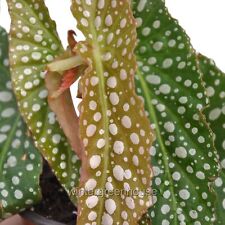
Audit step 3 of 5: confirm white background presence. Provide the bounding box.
[0,0,225,71]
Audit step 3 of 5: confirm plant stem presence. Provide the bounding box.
[47,55,83,72]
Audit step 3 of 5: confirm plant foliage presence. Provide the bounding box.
[0,27,42,220]
[70,0,154,224]
[198,55,225,225]
[6,0,81,199]
[3,0,224,224]
[133,0,220,224]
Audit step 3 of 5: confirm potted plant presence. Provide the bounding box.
[0,0,224,224]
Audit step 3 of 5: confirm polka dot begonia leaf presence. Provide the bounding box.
[6,0,81,201]
[0,27,42,220]
[70,0,154,224]
[133,0,220,224]
[197,54,225,225]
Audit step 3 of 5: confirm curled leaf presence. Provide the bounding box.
[45,66,84,159]
[49,69,78,99]
[45,33,86,159]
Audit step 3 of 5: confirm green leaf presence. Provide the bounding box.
[197,54,225,225]
[0,27,42,220]
[133,0,220,224]
[6,0,80,199]
[70,0,154,224]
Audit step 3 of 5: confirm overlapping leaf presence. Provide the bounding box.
[6,0,80,199]
[198,55,225,225]
[133,0,220,224]
[70,0,154,224]
[0,27,42,220]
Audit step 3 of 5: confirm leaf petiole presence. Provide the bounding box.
[47,55,83,73]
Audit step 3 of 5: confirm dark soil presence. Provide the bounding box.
[26,159,77,224]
